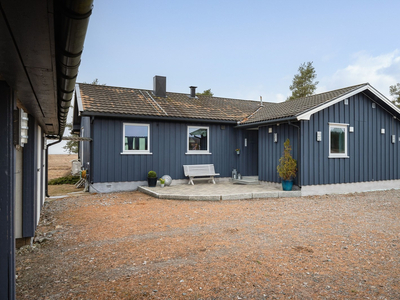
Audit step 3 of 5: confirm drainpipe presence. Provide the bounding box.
[45,137,62,197]
[288,121,301,188]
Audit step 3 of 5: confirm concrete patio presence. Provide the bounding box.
[138,181,301,201]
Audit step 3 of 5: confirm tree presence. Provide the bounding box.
[63,123,78,154]
[287,62,319,101]
[84,78,106,85]
[277,139,297,181]
[390,83,400,108]
[196,88,214,97]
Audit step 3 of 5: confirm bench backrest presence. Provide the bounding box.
[183,164,216,176]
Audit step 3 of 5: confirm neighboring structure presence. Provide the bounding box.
[74,77,400,195]
[0,1,93,299]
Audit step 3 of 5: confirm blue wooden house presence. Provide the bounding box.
[73,76,400,195]
[0,1,93,298]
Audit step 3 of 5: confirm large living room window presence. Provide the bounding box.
[329,123,348,158]
[186,126,210,154]
[123,123,151,154]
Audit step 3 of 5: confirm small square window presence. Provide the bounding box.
[329,123,348,158]
[123,123,150,154]
[187,126,209,154]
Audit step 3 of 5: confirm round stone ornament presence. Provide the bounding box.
[161,175,172,186]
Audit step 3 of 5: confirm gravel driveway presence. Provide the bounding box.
[16,189,400,299]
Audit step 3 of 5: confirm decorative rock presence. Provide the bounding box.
[161,175,172,186]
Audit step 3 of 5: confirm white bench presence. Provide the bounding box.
[183,164,220,185]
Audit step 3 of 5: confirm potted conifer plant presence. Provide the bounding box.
[277,139,297,191]
[159,178,165,188]
[147,170,157,187]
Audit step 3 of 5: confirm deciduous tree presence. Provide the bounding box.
[196,88,214,96]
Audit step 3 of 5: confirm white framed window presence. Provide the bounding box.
[122,123,151,154]
[186,126,210,154]
[329,123,348,158]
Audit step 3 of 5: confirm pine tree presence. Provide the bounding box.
[390,83,400,108]
[287,62,318,101]
[62,123,78,154]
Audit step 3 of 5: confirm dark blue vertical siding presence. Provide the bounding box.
[91,119,241,182]
[301,93,400,186]
[0,81,15,300]
[258,123,299,184]
[22,117,38,238]
[237,129,258,176]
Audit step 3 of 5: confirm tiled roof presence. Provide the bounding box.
[240,83,368,124]
[77,83,369,124]
[78,83,261,122]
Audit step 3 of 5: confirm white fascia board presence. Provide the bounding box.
[75,84,83,116]
[367,84,400,114]
[296,84,400,121]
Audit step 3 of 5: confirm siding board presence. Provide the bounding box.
[91,120,253,182]
[259,123,298,184]
[22,117,38,237]
[301,94,400,185]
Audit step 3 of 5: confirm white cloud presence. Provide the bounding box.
[319,50,400,98]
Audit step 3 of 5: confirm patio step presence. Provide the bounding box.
[231,176,259,185]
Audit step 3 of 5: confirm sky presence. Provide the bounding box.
[50,0,400,153]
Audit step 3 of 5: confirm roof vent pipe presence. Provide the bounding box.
[190,86,197,98]
[260,96,263,106]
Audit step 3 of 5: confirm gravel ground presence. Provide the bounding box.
[16,189,400,299]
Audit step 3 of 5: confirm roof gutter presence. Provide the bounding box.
[235,116,298,129]
[80,111,239,125]
[55,0,93,136]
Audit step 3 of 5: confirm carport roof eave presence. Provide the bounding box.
[0,0,93,136]
[0,0,59,134]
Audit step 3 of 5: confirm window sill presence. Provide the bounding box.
[185,152,212,155]
[328,155,349,159]
[120,152,153,155]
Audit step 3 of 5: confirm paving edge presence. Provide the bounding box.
[138,186,301,201]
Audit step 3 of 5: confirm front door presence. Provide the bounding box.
[239,129,258,176]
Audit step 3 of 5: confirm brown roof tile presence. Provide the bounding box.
[78,83,261,121]
[78,83,369,124]
[240,83,368,124]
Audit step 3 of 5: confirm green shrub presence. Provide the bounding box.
[148,171,157,178]
[48,175,80,185]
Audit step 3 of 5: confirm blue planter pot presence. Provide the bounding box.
[282,179,293,191]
